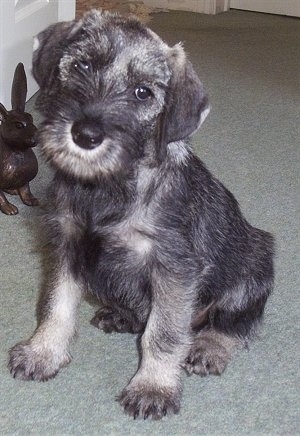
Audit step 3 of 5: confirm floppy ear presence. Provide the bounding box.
[161,44,210,145]
[32,20,81,90]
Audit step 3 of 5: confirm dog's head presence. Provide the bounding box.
[33,10,209,181]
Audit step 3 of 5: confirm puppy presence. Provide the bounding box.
[9,10,274,420]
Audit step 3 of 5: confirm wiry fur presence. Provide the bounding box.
[8,10,274,420]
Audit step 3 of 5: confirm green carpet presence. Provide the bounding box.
[1,9,299,435]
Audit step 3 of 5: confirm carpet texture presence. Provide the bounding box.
[1,9,299,435]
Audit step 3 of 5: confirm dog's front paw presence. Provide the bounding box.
[8,341,71,381]
[118,384,181,420]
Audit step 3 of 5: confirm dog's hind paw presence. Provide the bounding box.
[118,384,181,420]
[183,329,240,376]
[91,306,143,334]
[184,347,228,376]
[8,340,71,381]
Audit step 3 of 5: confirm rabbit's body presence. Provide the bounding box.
[0,144,38,189]
[0,64,38,215]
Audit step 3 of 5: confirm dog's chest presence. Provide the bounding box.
[106,167,159,257]
[56,171,160,303]
[86,202,154,310]
[110,206,153,257]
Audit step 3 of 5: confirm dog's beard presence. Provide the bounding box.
[39,119,143,181]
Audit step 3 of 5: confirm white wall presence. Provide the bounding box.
[0,0,75,109]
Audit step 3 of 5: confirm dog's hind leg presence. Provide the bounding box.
[8,266,82,381]
[183,300,240,376]
[184,277,272,376]
[185,227,274,376]
[184,328,242,376]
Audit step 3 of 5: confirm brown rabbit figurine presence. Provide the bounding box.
[0,63,38,215]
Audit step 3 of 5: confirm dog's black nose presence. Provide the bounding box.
[71,120,104,150]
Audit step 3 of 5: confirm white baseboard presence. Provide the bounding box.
[143,0,229,14]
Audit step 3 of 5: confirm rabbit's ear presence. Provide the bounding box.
[0,103,8,123]
[11,63,27,112]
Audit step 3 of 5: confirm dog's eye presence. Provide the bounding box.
[73,60,91,71]
[134,86,152,101]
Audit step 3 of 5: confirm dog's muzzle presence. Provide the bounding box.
[71,120,104,150]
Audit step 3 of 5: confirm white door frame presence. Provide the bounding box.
[0,0,76,109]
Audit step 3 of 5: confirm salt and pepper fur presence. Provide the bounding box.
[9,10,274,420]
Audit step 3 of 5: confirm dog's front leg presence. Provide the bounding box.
[119,272,193,420]
[9,266,82,381]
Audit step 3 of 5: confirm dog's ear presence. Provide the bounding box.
[32,19,82,90]
[161,44,210,144]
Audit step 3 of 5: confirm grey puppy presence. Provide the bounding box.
[9,10,274,420]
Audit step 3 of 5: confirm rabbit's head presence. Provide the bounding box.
[0,63,37,150]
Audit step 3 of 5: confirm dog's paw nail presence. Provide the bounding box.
[8,341,70,382]
[119,383,181,420]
